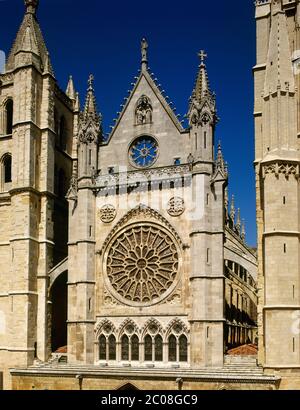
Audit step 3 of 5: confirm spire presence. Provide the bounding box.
[216,141,225,170]
[241,219,246,242]
[78,75,102,145]
[195,50,211,102]
[212,141,228,181]
[83,75,98,119]
[230,195,235,222]
[224,186,229,217]
[236,208,241,232]
[66,76,76,101]
[6,0,54,74]
[188,50,216,127]
[25,0,39,15]
[141,38,148,71]
[75,92,80,113]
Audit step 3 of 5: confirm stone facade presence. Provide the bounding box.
[254,0,300,388]
[0,1,262,390]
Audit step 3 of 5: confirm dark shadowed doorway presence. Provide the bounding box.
[50,270,68,352]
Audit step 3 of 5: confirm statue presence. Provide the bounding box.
[135,95,152,125]
[141,38,148,62]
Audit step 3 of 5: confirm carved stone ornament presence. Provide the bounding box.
[167,197,185,217]
[135,95,153,125]
[99,204,117,223]
[263,161,299,179]
[105,223,179,305]
[78,119,100,144]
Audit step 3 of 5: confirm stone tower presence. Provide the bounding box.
[0,0,74,388]
[254,0,300,386]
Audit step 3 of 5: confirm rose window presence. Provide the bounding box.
[105,224,179,304]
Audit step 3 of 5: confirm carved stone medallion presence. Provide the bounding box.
[167,197,185,217]
[99,204,116,223]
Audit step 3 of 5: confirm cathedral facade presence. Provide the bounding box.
[0,0,268,390]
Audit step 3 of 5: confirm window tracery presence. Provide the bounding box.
[106,224,179,304]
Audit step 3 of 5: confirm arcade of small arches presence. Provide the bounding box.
[224,259,257,350]
[96,319,189,365]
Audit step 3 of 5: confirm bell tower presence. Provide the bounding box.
[0,0,74,387]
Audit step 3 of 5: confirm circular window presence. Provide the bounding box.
[104,223,179,306]
[129,136,158,168]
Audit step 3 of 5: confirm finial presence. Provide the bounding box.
[236,208,241,232]
[88,74,94,91]
[66,75,76,101]
[198,50,207,65]
[224,186,229,217]
[141,38,148,70]
[230,195,235,221]
[75,92,80,112]
[25,0,39,15]
[241,219,246,242]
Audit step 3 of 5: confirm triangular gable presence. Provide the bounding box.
[104,69,184,144]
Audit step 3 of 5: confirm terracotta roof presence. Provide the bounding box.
[227,344,258,356]
[55,346,67,354]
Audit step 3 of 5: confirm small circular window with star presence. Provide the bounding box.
[129,136,158,168]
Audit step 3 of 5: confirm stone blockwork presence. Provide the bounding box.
[254,0,300,388]
[10,366,279,390]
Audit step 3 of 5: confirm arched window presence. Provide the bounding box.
[5,100,13,135]
[121,335,129,361]
[144,335,152,361]
[179,335,188,362]
[3,154,12,184]
[99,335,106,361]
[108,335,116,360]
[168,335,177,362]
[131,335,139,361]
[155,335,163,362]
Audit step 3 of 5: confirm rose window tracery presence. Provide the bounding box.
[105,224,179,304]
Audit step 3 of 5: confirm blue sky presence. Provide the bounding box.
[0,0,257,245]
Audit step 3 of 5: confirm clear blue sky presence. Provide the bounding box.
[0,0,257,245]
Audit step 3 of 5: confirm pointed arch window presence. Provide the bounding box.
[1,153,12,192]
[108,335,116,360]
[131,335,139,361]
[99,335,106,361]
[168,335,177,362]
[121,335,129,361]
[154,335,163,362]
[3,154,12,184]
[179,335,188,362]
[144,335,153,361]
[5,99,13,135]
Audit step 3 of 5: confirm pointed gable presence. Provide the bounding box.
[99,67,187,170]
[108,69,184,142]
